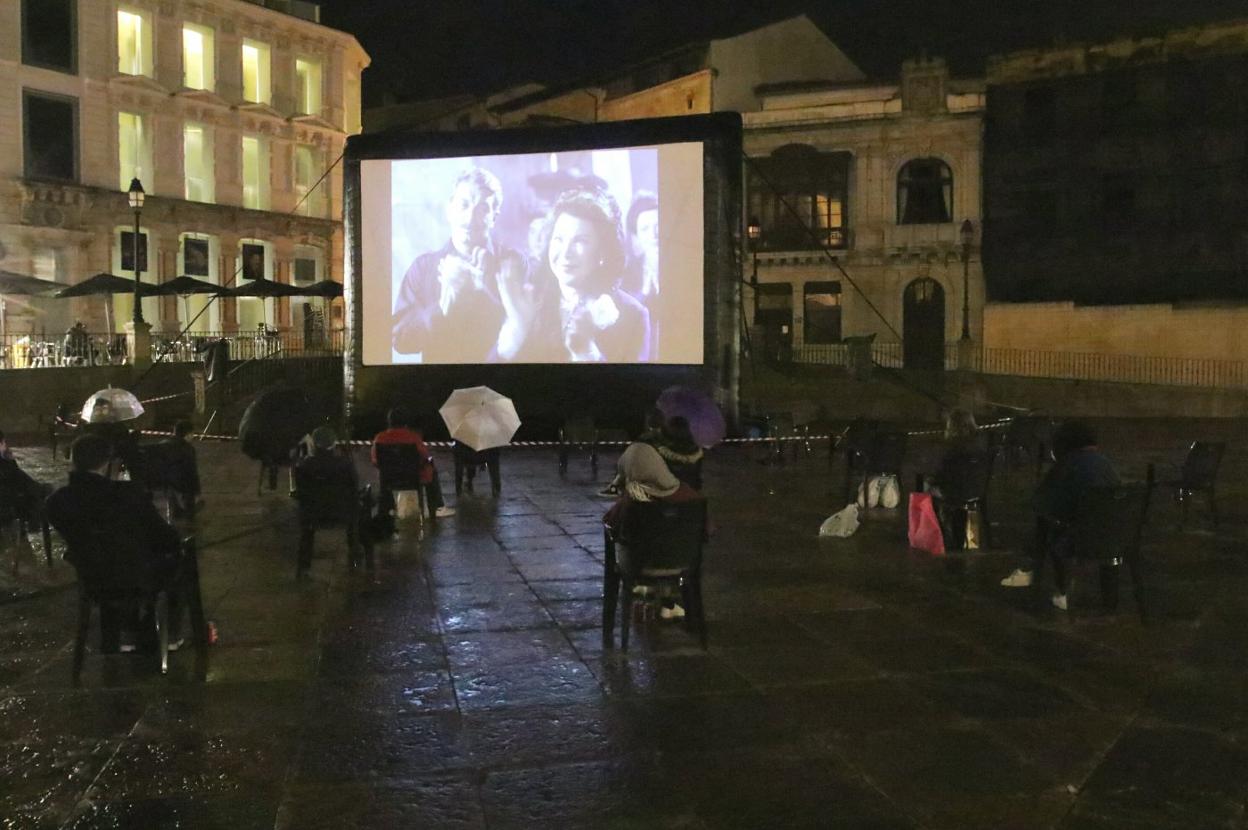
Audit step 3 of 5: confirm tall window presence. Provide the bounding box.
[293,145,322,216]
[117,112,152,192]
[182,23,215,91]
[897,158,953,225]
[23,91,78,181]
[747,144,850,251]
[23,0,76,74]
[180,233,219,332]
[295,58,322,115]
[241,135,269,210]
[183,123,214,203]
[116,7,152,77]
[241,40,271,104]
[803,282,842,344]
[237,240,271,330]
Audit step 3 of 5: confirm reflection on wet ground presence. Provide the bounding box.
[1,418,1246,828]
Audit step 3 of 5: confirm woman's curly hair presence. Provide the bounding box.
[540,185,627,293]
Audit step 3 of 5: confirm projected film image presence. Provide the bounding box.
[360,143,704,365]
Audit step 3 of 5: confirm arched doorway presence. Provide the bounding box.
[903,278,945,370]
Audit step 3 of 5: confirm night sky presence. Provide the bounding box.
[320,0,1248,107]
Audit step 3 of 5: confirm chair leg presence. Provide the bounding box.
[1178,491,1189,531]
[183,542,209,680]
[155,593,170,675]
[602,531,618,648]
[73,594,91,687]
[620,576,634,651]
[41,519,53,569]
[1098,563,1121,613]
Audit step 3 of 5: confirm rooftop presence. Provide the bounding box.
[240,0,320,23]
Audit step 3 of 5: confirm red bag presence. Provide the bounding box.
[908,492,945,556]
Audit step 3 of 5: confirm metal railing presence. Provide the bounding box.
[0,333,128,369]
[149,329,344,363]
[790,340,1248,390]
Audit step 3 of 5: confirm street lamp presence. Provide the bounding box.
[127,178,145,325]
[959,218,974,341]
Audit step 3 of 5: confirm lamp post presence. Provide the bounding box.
[127,178,145,325]
[959,219,974,341]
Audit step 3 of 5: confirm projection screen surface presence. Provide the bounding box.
[360,143,704,366]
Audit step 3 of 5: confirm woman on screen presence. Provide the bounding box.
[496,186,650,363]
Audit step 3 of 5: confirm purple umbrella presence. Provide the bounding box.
[656,386,726,449]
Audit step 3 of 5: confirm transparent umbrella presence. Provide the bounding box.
[81,387,145,424]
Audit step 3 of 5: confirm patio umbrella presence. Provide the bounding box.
[439,386,521,451]
[55,273,160,337]
[293,279,343,299]
[229,279,302,329]
[656,385,727,449]
[80,387,145,424]
[0,271,59,339]
[155,275,226,334]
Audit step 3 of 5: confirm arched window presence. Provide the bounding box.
[897,158,953,225]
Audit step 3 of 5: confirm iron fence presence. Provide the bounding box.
[791,342,960,371]
[0,329,345,369]
[0,332,128,369]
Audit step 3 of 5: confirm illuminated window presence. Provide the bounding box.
[293,145,323,216]
[295,58,322,115]
[118,112,152,192]
[183,123,214,203]
[747,144,849,251]
[897,158,953,225]
[182,23,215,91]
[116,8,152,77]
[241,40,271,104]
[241,135,269,210]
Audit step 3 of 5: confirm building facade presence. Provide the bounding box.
[983,19,1248,306]
[743,58,985,368]
[0,0,368,340]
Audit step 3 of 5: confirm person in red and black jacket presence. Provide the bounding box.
[370,408,455,521]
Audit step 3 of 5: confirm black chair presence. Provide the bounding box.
[1164,441,1225,530]
[293,463,375,577]
[558,417,599,473]
[840,419,881,499]
[72,536,208,685]
[0,474,53,573]
[847,431,907,508]
[375,443,432,536]
[1056,471,1155,621]
[603,499,708,650]
[454,442,500,496]
[931,448,997,551]
[995,416,1054,480]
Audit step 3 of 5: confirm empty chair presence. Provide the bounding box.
[375,443,432,537]
[1057,474,1154,621]
[1165,441,1226,530]
[558,416,599,473]
[603,499,707,650]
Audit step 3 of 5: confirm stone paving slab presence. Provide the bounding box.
[0,418,1245,828]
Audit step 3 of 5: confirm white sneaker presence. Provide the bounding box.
[434,507,456,518]
[1051,593,1068,611]
[659,604,686,620]
[1000,569,1034,588]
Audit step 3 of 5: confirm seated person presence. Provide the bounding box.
[295,427,363,574]
[152,421,202,518]
[604,441,706,620]
[596,407,668,498]
[46,434,185,653]
[0,430,53,528]
[370,408,455,521]
[452,440,501,497]
[1000,420,1121,610]
[655,416,704,491]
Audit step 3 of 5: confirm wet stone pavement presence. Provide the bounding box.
[1,418,1247,829]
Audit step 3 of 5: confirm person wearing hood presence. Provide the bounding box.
[655,416,704,490]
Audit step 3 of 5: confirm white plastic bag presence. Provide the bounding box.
[856,476,883,508]
[819,503,861,538]
[395,490,422,520]
[879,475,901,509]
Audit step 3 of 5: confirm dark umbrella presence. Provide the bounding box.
[228,279,302,298]
[55,273,160,339]
[656,386,727,449]
[156,275,226,333]
[239,385,324,492]
[293,279,343,299]
[0,271,59,339]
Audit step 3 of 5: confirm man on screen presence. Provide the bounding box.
[391,168,527,362]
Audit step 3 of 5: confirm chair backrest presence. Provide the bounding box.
[1069,484,1151,563]
[375,443,427,491]
[939,448,996,505]
[616,499,706,574]
[844,419,881,463]
[561,416,597,444]
[294,458,358,524]
[867,432,907,475]
[1181,441,1225,489]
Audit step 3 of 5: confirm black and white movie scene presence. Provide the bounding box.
[363,144,705,366]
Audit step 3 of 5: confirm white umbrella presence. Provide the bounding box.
[438,386,521,451]
[81,387,145,424]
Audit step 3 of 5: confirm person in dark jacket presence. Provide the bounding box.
[46,434,183,653]
[1000,420,1121,610]
[293,427,361,576]
[655,416,704,491]
[0,430,52,527]
[152,421,202,518]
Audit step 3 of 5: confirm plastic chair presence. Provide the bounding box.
[375,443,431,537]
[293,461,374,577]
[996,416,1054,480]
[603,499,707,650]
[558,417,599,473]
[72,536,208,685]
[1164,441,1225,530]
